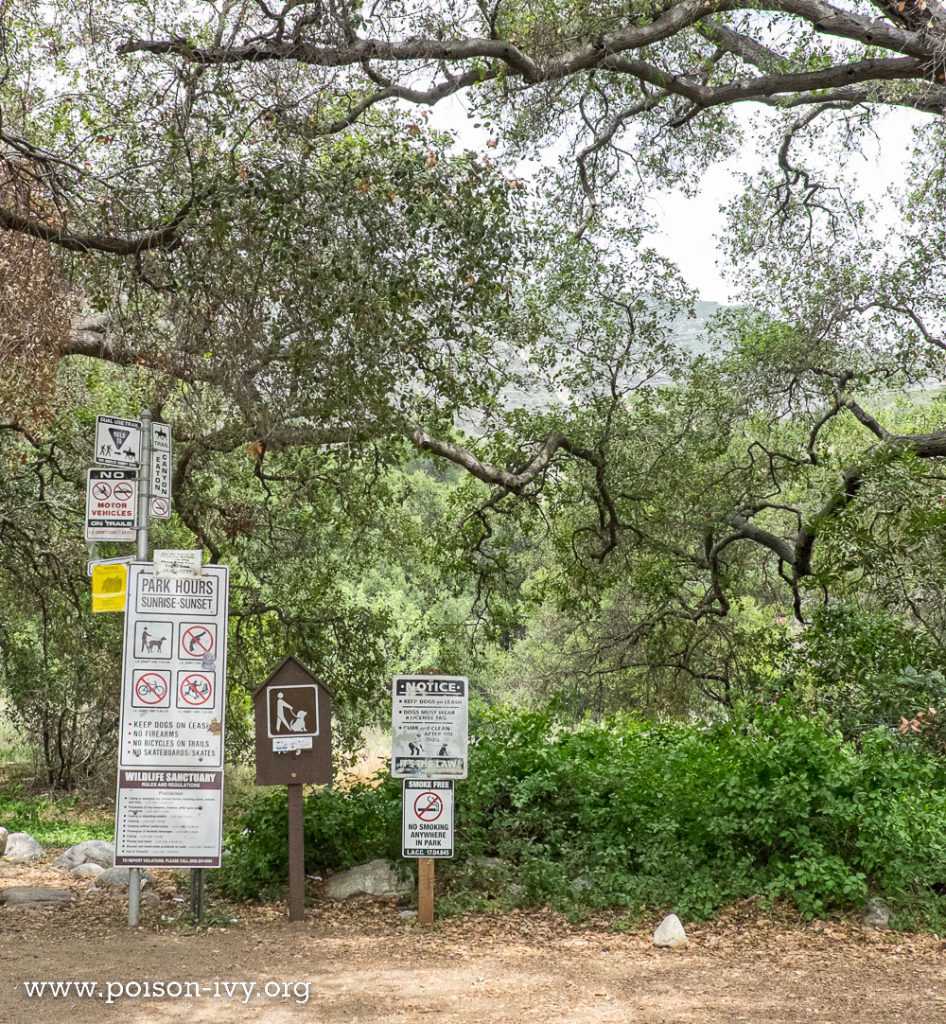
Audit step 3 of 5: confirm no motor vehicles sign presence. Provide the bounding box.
[85,468,137,541]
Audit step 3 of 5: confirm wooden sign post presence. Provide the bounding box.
[418,858,435,925]
[253,656,333,923]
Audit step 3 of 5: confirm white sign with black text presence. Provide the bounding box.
[85,468,138,541]
[94,414,142,467]
[118,562,229,771]
[392,675,468,779]
[402,780,454,858]
[114,562,229,869]
[115,769,223,868]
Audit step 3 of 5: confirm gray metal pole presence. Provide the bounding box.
[128,410,152,927]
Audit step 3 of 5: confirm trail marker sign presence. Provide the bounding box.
[94,414,141,467]
[402,780,454,858]
[150,423,172,519]
[85,468,137,541]
[253,655,334,923]
[253,656,333,786]
[392,675,468,779]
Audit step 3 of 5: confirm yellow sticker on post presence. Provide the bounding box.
[91,563,128,613]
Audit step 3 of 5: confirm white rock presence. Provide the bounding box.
[323,860,413,900]
[54,840,114,871]
[0,827,8,857]
[3,832,45,863]
[652,913,688,948]
[70,863,105,879]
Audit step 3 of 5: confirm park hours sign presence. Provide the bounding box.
[114,561,229,869]
[392,675,468,779]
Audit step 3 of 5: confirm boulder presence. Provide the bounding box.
[469,856,506,872]
[92,866,148,890]
[3,832,45,863]
[70,863,105,879]
[0,827,8,857]
[652,913,688,948]
[570,876,594,892]
[0,886,72,908]
[54,840,114,872]
[324,859,413,900]
[864,897,891,931]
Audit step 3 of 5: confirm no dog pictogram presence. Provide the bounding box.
[413,791,444,822]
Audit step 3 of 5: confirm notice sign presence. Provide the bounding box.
[118,563,229,770]
[94,414,141,467]
[392,675,468,779]
[114,769,223,868]
[85,468,137,541]
[402,780,454,858]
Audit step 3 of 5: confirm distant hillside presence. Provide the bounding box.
[493,300,729,416]
[669,300,725,355]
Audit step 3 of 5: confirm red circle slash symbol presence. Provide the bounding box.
[179,673,212,706]
[181,625,214,658]
[114,482,133,501]
[135,673,168,705]
[413,792,444,822]
[152,498,169,516]
[92,482,111,501]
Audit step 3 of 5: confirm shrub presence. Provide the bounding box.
[218,773,400,901]
[217,705,946,928]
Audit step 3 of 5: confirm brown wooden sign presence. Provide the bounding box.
[254,656,332,787]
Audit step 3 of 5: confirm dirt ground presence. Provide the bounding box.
[2,859,946,1024]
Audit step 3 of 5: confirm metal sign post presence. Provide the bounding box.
[128,410,151,928]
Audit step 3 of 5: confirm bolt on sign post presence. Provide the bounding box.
[392,673,468,924]
[253,656,333,922]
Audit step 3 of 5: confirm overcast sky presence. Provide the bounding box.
[434,100,924,305]
[641,109,922,303]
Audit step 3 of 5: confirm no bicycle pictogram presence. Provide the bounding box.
[133,671,169,707]
[413,791,444,822]
[180,624,215,660]
[178,672,214,707]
